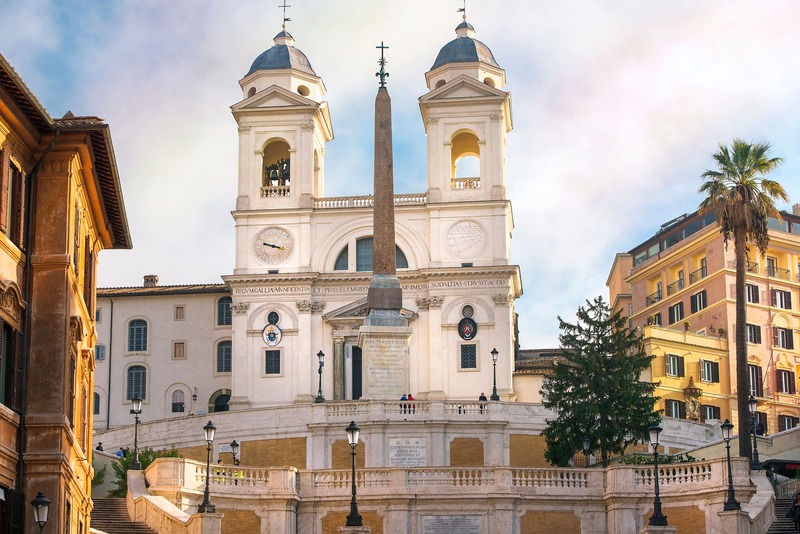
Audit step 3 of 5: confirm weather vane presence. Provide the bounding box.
[279,1,291,30]
[375,42,389,87]
[457,0,467,22]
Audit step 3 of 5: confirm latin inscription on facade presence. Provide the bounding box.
[420,515,482,534]
[232,280,508,296]
[388,438,427,467]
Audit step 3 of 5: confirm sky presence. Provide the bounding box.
[2,1,799,349]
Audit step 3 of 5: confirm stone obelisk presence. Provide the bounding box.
[358,43,412,400]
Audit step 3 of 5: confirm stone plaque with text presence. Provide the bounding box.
[388,438,427,467]
[358,325,411,399]
[420,515,482,534]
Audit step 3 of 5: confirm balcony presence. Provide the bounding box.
[314,194,427,209]
[689,266,707,284]
[729,260,759,274]
[645,290,662,306]
[666,279,684,296]
[767,265,791,280]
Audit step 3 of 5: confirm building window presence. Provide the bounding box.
[171,390,185,413]
[701,405,720,421]
[334,246,348,270]
[668,302,683,324]
[772,289,792,310]
[748,364,763,397]
[460,344,477,369]
[355,237,408,271]
[773,327,794,349]
[174,305,185,321]
[93,392,100,415]
[700,360,719,383]
[95,344,106,361]
[665,354,685,378]
[217,296,232,326]
[265,350,281,374]
[217,341,232,373]
[127,319,148,352]
[690,290,707,313]
[127,365,147,400]
[650,312,662,326]
[95,308,102,323]
[766,256,778,277]
[754,412,767,434]
[173,341,186,360]
[778,415,799,431]
[746,284,760,304]
[746,324,762,344]
[776,370,796,394]
[665,399,686,419]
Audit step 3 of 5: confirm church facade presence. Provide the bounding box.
[95,19,522,426]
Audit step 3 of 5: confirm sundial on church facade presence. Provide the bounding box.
[447,221,486,258]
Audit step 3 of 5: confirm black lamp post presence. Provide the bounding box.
[130,396,143,470]
[490,348,500,401]
[198,420,217,513]
[345,421,363,527]
[230,439,239,462]
[315,350,325,403]
[647,423,668,526]
[30,492,50,534]
[582,434,591,467]
[747,395,761,470]
[721,419,741,510]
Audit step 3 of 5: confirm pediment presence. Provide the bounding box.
[420,75,507,103]
[322,297,417,322]
[232,85,317,111]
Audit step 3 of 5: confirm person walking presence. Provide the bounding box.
[787,492,800,533]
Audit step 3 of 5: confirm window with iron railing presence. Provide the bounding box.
[689,265,707,284]
[645,290,662,306]
[666,279,684,296]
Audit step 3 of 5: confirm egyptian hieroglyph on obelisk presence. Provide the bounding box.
[358,43,413,400]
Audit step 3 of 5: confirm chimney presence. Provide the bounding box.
[143,275,159,287]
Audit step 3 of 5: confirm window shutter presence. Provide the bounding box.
[700,362,706,382]
[677,355,685,378]
[699,405,706,422]
[756,366,763,397]
[0,150,9,233]
[9,488,25,534]
[678,302,684,320]
[771,289,777,307]
[664,356,669,376]
[668,306,675,324]
[788,292,793,310]
[790,372,796,394]
[788,330,795,350]
[773,328,779,347]
[691,294,697,314]
[712,361,720,383]
[678,401,687,419]
[11,169,26,247]
[12,330,24,412]
[754,326,761,344]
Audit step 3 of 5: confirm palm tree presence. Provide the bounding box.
[698,139,787,459]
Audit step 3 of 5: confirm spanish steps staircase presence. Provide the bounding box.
[91,498,157,534]
[769,497,798,534]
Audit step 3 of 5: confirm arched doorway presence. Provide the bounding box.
[210,389,231,413]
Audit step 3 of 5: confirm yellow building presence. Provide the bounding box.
[0,52,130,533]
[608,207,800,435]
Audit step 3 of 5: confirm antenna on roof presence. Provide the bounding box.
[375,42,389,87]
[457,0,467,22]
[279,1,292,30]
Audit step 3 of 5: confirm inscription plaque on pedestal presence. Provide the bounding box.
[388,438,427,467]
[421,515,482,534]
[358,325,411,400]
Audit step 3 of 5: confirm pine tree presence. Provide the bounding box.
[541,296,659,467]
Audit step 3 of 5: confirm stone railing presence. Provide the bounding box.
[451,177,480,190]
[260,185,290,198]
[314,194,427,209]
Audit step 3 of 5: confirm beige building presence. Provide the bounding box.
[608,207,800,434]
[0,52,130,533]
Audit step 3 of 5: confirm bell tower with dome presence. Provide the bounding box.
[230,26,333,277]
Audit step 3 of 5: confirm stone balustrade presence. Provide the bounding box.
[313,194,427,209]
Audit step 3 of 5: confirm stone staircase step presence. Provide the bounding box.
[91,498,158,534]
[768,498,798,534]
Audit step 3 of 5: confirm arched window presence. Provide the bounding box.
[127,365,146,400]
[128,319,148,352]
[217,341,232,373]
[171,390,185,413]
[334,246,348,270]
[217,296,232,326]
[354,238,408,272]
[93,392,100,415]
[451,131,481,188]
[211,390,230,413]
[262,140,291,192]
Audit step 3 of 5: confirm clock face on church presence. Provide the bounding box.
[253,227,294,264]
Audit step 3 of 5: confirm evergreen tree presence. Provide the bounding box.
[541,296,659,467]
[109,446,181,497]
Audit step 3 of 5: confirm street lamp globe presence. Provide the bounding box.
[30,492,51,532]
[204,420,217,443]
